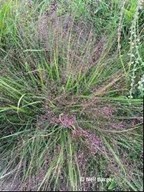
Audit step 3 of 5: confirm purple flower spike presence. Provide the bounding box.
[59,113,76,128]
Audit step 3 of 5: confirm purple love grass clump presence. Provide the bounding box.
[50,113,76,128]
[40,112,76,129]
[58,113,76,128]
[39,111,104,154]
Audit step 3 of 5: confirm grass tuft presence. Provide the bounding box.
[0,0,143,191]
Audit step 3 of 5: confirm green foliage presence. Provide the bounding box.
[0,0,143,191]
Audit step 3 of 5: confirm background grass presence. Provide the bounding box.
[0,0,143,191]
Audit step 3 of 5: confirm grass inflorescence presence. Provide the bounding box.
[0,0,143,191]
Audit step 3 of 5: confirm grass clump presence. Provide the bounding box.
[0,0,143,191]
